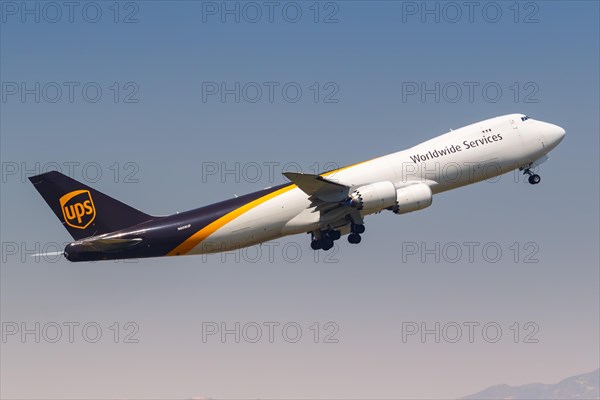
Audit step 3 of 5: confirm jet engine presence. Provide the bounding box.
[393,183,432,214]
[345,181,397,214]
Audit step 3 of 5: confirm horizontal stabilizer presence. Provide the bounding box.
[80,238,143,250]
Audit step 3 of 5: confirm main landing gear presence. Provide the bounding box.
[348,222,365,244]
[311,214,366,251]
[522,168,541,185]
[310,229,341,251]
[310,223,366,251]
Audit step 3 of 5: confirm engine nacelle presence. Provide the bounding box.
[393,183,432,214]
[346,181,397,214]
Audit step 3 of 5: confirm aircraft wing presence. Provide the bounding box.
[283,172,350,202]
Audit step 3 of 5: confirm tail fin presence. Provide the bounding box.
[29,171,154,240]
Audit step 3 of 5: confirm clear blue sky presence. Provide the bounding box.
[1,1,598,398]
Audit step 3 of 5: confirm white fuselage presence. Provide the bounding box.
[191,114,565,254]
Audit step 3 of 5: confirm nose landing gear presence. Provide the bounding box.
[523,168,541,185]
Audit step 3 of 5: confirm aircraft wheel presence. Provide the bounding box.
[311,240,322,250]
[322,238,334,251]
[528,174,541,185]
[330,230,341,240]
[348,233,361,244]
[352,224,365,234]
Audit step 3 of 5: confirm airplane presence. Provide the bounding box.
[29,113,565,262]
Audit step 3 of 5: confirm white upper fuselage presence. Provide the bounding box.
[192,114,565,254]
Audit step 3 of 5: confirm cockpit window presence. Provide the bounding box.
[521,116,530,121]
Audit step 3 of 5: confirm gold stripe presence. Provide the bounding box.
[167,184,295,256]
[168,157,373,256]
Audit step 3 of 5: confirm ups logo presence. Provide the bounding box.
[59,190,96,229]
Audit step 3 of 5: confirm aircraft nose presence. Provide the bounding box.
[546,123,566,146]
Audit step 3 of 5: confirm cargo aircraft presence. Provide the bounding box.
[29,114,565,262]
